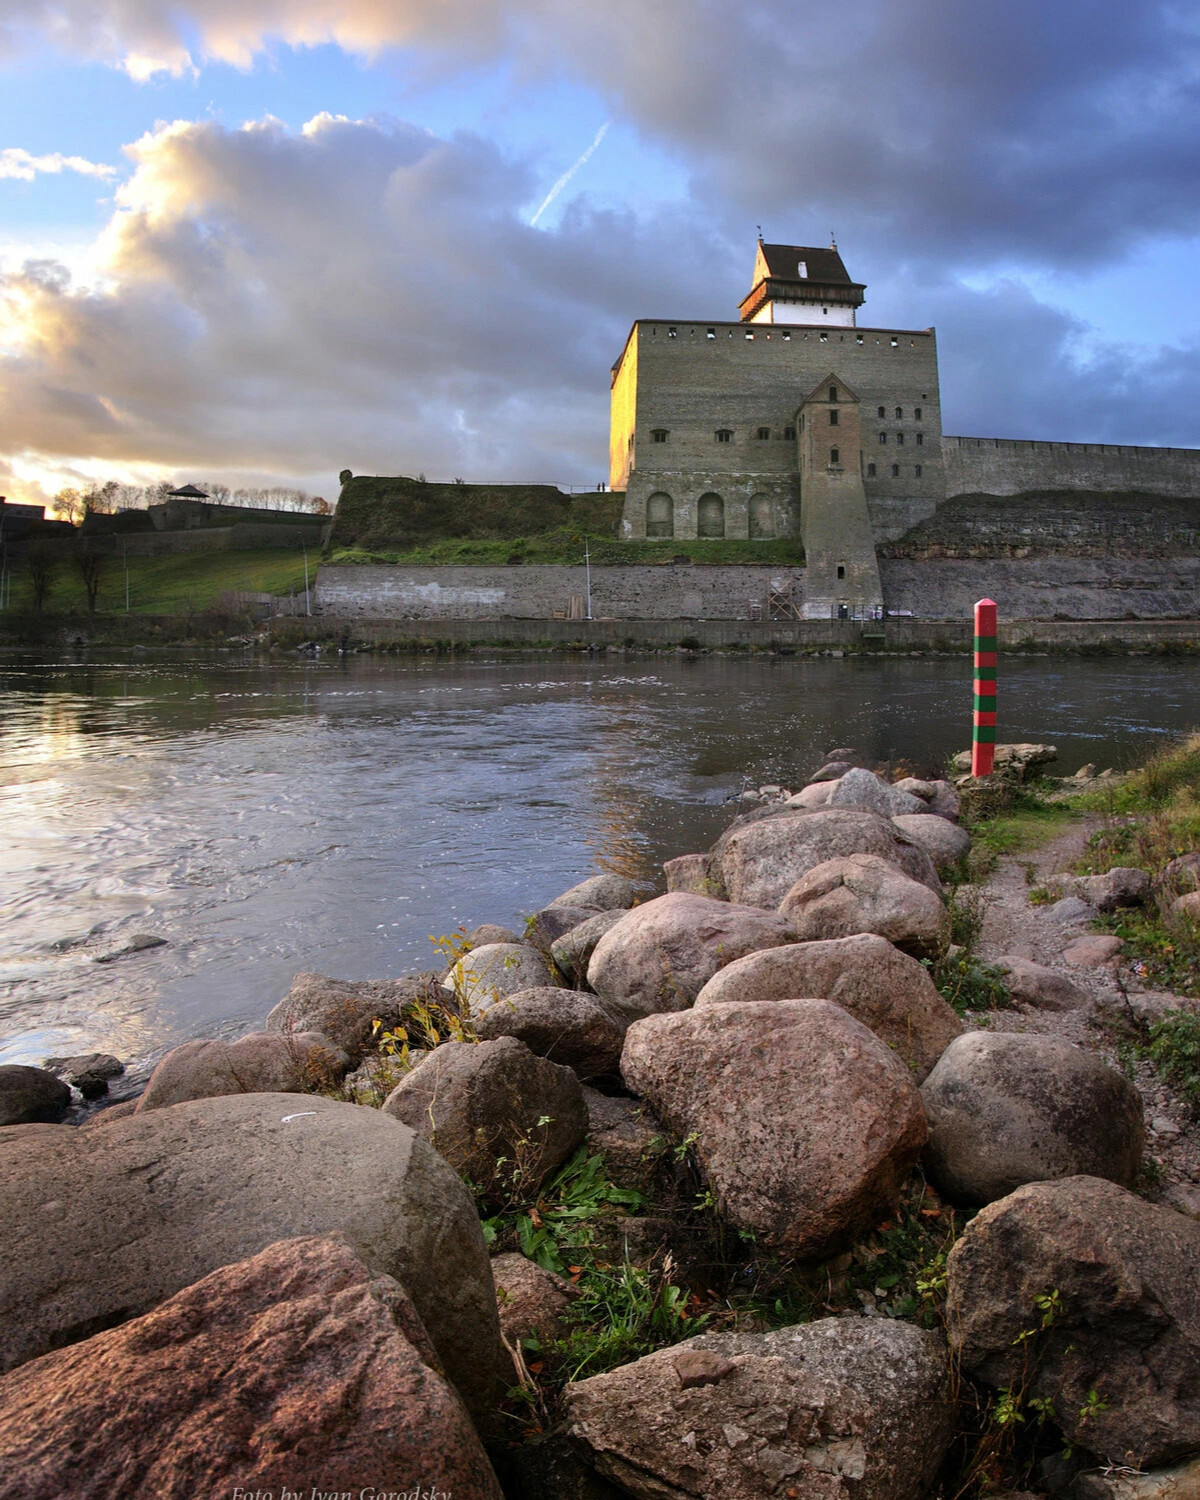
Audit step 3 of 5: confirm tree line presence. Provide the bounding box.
[52,480,331,522]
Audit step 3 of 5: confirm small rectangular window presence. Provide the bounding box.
[895,407,903,418]
[916,432,923,446]
[829,409,839,426]
[877,406,886,418]
[856,334,864,344]
[878,432,887,444]
[706,328,716,338]
[651,429,669,444]
[837,565,846,580]
[891,463,900,476]
[896,432,904,445]
[866,462,876,477]
[829,385,838,402]
[715,429,732,443]
[668,326,677,338]
[783,424,796,440]
[890,337,899,347]
[745,330,754,339]
[782,330,791,340]
[914,406,922,419]
[756,426,771,440]
[819,331,828,342]
[829,447,840,464]
[915,464,923,477]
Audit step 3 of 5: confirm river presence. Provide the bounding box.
[1,647,1195,1080]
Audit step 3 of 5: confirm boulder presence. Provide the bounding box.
[951,743,1057,776]
[810,759,854,782]
[779,854,951,960]
[663,852,721,895]
[135,1031,348,1112]
[1076,866,1153,913]
[620,999,927,1256]
[1170,891,1200,923]
[582,1087,668,1195]
[0,1094,500,1422]
[1161,853,1200,892]
[467,922,522,947]
[0,1235,502,1500]
[565,1316,954,1500]
[444,942,556,1013]
[383,1036,586,1193]
[41,1052,124,1101]
[266,970,434,1063]
[693,934,961,1081]
[551,909,626,986]
[921,1032,1144,1205]
[474,988,627,1080]
[786,781,835,808]
[946,1176,1200,1466]
[552,873,637,911]
[715,807,941,910]
[587,893,796,1023]
[0,1066,71,1127]
[891,813,971,872]
[1075,1456,1200,1500]
[492,1252,579,1349]
[827,767,929,818]
[527,903,603,954]
[1047,896,1099,925]
[995,955,1092,1011]
[1063,934,1124,967]
[894,777,962,820]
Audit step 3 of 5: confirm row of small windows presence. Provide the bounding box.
[645,492,776,540]
[876,406,922,419]
[879,431,924,444]
[658,326,911,348]
[865,463,923,478]
[650,426,922,445]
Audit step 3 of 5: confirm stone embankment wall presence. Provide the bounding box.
[80,523,330,557]
[879,558,1200,621]
[315,564,806,621]
[943,436,1200,500]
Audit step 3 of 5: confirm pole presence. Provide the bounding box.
[972,597,997,777]
[584,539,592,620]
[303,546,311,616]
[123,541,130,612]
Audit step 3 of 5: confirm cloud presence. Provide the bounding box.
[0,148,117,181]
[2,0,1198,272]
[0,112,732,496]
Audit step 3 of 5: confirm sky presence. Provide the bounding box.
[0,0,1198,509]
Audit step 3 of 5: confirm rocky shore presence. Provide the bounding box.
[1,744,1198,1500]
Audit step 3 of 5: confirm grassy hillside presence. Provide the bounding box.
[328,531,805,567]
[4,549,314,615]
[330,476,625,551]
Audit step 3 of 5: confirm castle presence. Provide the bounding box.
[610,239,1200,618]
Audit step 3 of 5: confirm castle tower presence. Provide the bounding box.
[738,239,866,327]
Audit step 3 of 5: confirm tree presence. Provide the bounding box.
[81,480,119,516]
[74,545,105,612]
[53,488,84,525]
[308,496,331,515]
[25,544,58,610]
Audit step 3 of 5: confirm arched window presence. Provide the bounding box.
[646,492,674,538]
[749,494,774,539]
[698,493,725,538]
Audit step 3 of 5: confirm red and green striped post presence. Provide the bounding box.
[972,598,998,776]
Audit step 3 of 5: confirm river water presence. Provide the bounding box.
[1,648,1196,1078]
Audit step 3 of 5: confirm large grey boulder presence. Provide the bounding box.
[951,743,1057,776]
[827,767,930,818]
[0,1066,70,1127]
[474,987,627,1080]
[0,1235,503,1500]
[0,1093,500,1424]
[265,970,433,1064]
[779,854,951,959]
[383,1036,586,1193]
[565,1317,954,1500]
[693,934,961,1081]
[715,807,940,909]
[587,893,796,1023]
[551,873,637,911]
[995,955,1091,1011]
[662,852,720,895]
[581,1087,668,1195]
[135,1031,347,1112]
[786,781,835,808]
[1075,866,1152,913]
[444,942,556,1014]
[621,999,927,1256]
[492,1252,579,1350]
[947,1176,1200,1466]
[551,909,626,986]
[894,777,961,821]
[921,1032,1144,1205]
[526,903,603,954]
[891,814,971,873]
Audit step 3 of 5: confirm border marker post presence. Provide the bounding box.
[972,598,997,777]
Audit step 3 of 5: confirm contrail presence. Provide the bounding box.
[530,122,610,227]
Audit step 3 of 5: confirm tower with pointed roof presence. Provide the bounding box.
[610,237,945,617]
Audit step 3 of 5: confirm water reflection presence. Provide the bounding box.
[0,648,1196,1071]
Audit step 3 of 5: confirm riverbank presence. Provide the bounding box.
[1,734,1197,1497]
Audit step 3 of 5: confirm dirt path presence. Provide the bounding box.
[964,818,1200,1217]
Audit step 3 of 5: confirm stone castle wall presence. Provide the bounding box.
[943,436,1200,500]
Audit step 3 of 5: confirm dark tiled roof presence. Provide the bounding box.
[166,484,210,499]
[758,244,852,285]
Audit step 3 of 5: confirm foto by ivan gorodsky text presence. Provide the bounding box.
[230,1488,453,1500]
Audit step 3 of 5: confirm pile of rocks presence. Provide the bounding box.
[2,747,1197,1500]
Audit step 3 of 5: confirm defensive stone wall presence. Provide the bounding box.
[944,436,1200,500]
[315,563,807,621]
[71,523,329,557]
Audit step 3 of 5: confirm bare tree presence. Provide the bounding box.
[74,545,105,612]
[53,488,84,525]
[25,544,58,610]
[82,480,120,516]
